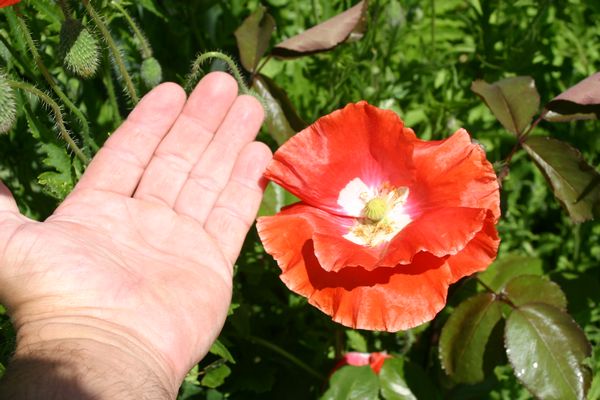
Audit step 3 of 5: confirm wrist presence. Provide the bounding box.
[1,316,179,399]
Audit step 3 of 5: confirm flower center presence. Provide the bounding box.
[337,179,412,247]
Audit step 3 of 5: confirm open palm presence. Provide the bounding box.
[0,72,271,387]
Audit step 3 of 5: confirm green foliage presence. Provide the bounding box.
[1,0,600,399]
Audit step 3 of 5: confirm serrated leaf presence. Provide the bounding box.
[37,142,74,200]
[272,0,368,59]
[209,339,235,364]
[544,72,600,122]
[345,330,367,352]
[258,182,299,216]
[379,358,417,400]
[503,275,567,310]
[478,254,544,291]
[505,303,592,400]
[234,6,275,72]
[471,76,540,135]
[523,136,600,223]
[321,366,380,400]
[200,364,231,389]
[439,293,503,384]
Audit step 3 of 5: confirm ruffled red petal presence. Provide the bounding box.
[446,210,500,282]
[257,212,454,332]
[411,129,500,220]
[380,207,489,267]
[265,102,417,216]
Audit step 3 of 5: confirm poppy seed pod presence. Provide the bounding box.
[60,19,100,79]
[0,73,16,134]
[257,102,500,332]
[140,57,162,88]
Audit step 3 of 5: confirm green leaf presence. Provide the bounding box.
[255,74,307,132]
[137,0,167,19]
[471,76,540,135]
[379,358,417,400]
[523,136,600,223]
[200,364,231,389]
[258,182,299,217]
[439,293,503,384]
[544,72,600,122]
[503,275,567,310]
[321,366,380,400]
[478,254,544,291]
[505,303,592,400]
[346,330,368,352]
[37,142,74,200]
[234,6,276,72]
[209,339,235,364]
[272,0,368,59]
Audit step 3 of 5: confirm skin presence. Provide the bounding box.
[0,72,272,399]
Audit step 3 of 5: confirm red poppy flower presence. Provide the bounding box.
[333,352,392,374]
[0,0,20,7]
[257,101,500,332]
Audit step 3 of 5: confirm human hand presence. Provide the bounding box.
[0,72,271,398]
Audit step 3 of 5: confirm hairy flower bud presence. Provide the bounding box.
[0,73,16,134]
[140,57,162,88]
[60,19,100,79]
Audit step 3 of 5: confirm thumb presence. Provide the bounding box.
[0,180,19,215]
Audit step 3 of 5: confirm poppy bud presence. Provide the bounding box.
[60,19,100,79]
[140,57,162,88]
[0,73,16,134]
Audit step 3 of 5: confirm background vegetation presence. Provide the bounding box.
[0,0,599,398]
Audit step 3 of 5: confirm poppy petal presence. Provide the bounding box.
[446,210,500,282]
[257,212,454,331]
[265,102,417,216]
[0,0,20,7]
[272,203,382,272]
[411,129,500,220]
[380,207,489,266]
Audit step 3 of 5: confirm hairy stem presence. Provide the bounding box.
[83,0,139,104]
[102,52,123,127]
[16,15,97,154]
[111,1,152,59]
[8,79,89,164]
[185,51,249,94]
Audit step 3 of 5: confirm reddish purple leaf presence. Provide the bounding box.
[544,72,600,122]
[272,1,367,59]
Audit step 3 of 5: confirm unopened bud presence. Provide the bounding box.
[60,19,100,79]
[140,57,162,88]
[0,73,16,134]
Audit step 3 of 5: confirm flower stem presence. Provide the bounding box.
[16,15,97,154]
[185,51,249,94]
[8,79,89,164]
[246,335,325,381]
[103,51,123,127]
[83,0,139,104]
[111,1,152,59]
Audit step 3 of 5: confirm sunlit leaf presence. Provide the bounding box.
[209,339,235,364]
[379,358,417,400]
[544,72,600,122]
[478,254,544,291]
[503,275,567,310]
[439,293,503,384]
[471,76,540,136]
[37,142,74,200]
[255,74,307,132]
[523,136,600,223]
[346,330,368,352]
[505,303,592,400]
[321,365,380,400]
[272,0,368,58]
[234,6,275,72]
[252,76,297,146]
[200,363,231,389]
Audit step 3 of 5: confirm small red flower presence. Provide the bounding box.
[257,101,500,332]
[0,0,21,8]
[333,352,392,374]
